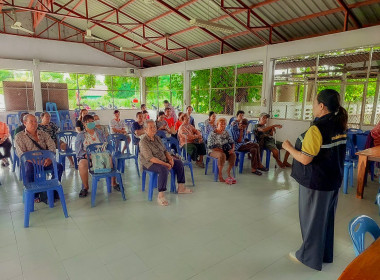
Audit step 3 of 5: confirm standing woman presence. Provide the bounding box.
[76,109,88,133]
[282,89,347,271]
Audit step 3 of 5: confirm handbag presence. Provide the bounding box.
[90,143,112,173]
[222,143,232,160]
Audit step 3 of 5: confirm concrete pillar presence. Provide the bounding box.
[140,76,146,104]
[32,59,43,111]
[183,70,191,109]
[262,51,274,113]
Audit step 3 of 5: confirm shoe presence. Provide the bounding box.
[251,170,262,176]
[79,189,88,198]
[225,177,237,185]
[289,252,301,264]
[113,184,121,192]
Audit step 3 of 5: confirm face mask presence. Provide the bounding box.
[95,120,100,125]
[86,122,96,130]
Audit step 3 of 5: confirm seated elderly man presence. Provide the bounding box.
[15,114,63,202]
[139,119,192,206]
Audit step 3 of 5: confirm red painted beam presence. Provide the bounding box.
[28,0,35,8]
[336,0,362,28]
[154,0,239,51]
[33,0,52,28]
[251,0,282,9]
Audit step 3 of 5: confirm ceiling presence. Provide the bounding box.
[0,0,379,68]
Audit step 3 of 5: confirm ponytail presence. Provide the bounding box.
[335,106,348,132]
[317,89,348,132]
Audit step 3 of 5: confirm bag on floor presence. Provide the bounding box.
[91,143,112,173]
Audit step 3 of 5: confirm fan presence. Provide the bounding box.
[84,29,103,41]
[11,21,34,34]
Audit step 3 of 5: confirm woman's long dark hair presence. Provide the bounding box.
[78,109,87,122]
[317,89,348,131]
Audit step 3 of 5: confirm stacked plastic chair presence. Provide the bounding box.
[6,114,20,132]
[59,110,74,131]
[46,102,61,129]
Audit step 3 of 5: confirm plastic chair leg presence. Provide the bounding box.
[91,178,98,207]
[142,171,147,192]
[47,190,54,208]
[74,156,78,169]
[106,177,112,193]
[56,187,69,218]
[170,170,176,193]
[370,162,375,182]
[135,158,140,177]
[205,157,210,175]
[24,193,31,228]
[343,165,349,194]
[213,160,218,182]
[239,153,245,174]
[349,165,354,187]
[148,174,156,201]
[116,174,126,201]
[266,150,271,169]
[189,164,195,186]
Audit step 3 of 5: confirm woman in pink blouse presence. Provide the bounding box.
[178,114,206,168]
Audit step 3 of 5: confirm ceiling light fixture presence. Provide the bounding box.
[120,47,155,54]
[189,18,235,33]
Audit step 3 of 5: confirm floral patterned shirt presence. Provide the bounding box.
[38,122,60,143]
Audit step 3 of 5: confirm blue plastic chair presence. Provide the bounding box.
[35,112,43,122]
[86,143,126,207]
[348,215,380,256]
[235,151,249,174]
[57,131,78,170]
[107,134,140,176]
[180,147,195,186]
[48,111,61,128]
[20,150,68,227]
[18,111,28,123]
[342,161,354,194]
[228,117,235,125]
[141,169,177,201]
[198,122,205,131]
[162,137,180,155]
[7,114,20,132]
[247,120,258,141]
[260,148,272,169]
[10,129,22,180]
[46,102,58,111]
[59,110,74,131]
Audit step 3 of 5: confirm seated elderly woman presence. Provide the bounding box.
[38,111,75,168]
[178,113,206,167]
[207,118,236,182]
[139,119,192,206]
[75,115,119,198]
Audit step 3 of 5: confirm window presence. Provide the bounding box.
[40,72,139,110]
[272,46,380,126]
[145,73,184,112]
[191,62,263,116]
[0,69,34,111]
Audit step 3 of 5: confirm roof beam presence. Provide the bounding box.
[336,0,362,28]
[154,0,239,51]
[0,0,3,13]
[53,1,178,64]
[251,0,282,9]
[33,0,53,28]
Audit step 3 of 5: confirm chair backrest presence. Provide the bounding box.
[228,117,235,125]
[198,122,205,130]
[161,137,180,155]
[46,102,58,111]
[18,111,28,124]
[48,111,61,127]
[348,215,380,256]
[124,119,135,133]
[57,131,77,152]
[7,114,19,125]
[348,128,363,134]
[346,135,357,161]
[248,120,258,132]
[20,150,59,185]
[107,134,130,155]
[59,110,71,120]
[356,133,369,151]
[85,142,115,168]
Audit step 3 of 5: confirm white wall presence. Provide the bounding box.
[0,33,134,69]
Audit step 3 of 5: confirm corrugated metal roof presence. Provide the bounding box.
[0,0,379,67]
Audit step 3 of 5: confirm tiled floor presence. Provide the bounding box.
[0,158,379,280]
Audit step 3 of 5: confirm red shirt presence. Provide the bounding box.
[165,117,175,128]
[175,121,182,131]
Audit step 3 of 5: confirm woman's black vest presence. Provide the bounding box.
[291,114,347,191]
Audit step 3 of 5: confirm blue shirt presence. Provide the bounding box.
[231,122,248,151]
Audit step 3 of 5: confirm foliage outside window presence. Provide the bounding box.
[40,72,139,110]
[191,62,263,116]
[145,73,183,112]
[0,69,33,111]
[272,46,380,126]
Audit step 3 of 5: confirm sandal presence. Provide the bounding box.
[258,167,269,172]
[178,187,192,194]
[113,184,121,192]
[225,177,237,184]
[79,189,88,198]
[251,170,262,176]
[157,197,169,206]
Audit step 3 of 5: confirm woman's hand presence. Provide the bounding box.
[168,157,174,167]
[165,162,172,170]
[229,149,234,155]
[282,140,293,151]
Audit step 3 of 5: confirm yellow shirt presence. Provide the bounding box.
[301,125,322,157]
